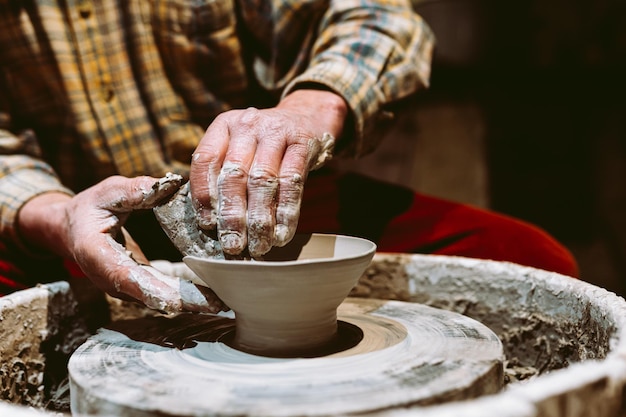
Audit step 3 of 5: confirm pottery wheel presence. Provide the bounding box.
[69,298,504,416]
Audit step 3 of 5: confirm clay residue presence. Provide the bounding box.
[350,255,615,386]
[309,132,336,171]
[350,256,411,301]
[0,354,45,407]
[153,182,224,258]
[3,255,620,414]
[0,281,108,413]
[0,292,53,408]
[409,293,614,385]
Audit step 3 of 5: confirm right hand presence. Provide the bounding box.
[189,89,346,258]
[17,175,227,314]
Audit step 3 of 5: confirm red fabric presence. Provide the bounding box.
[0,241,87,297]
[298,170,579,278]
[0,170,578,296]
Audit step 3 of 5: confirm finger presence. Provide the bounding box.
[193,284,230,312]
[217,108,260,255]
[273,133,335,246]
[96,174,184,213]
[190,118,230,230]
[309,132,336,171]
[76,234,224,314]
[148,261,229,311]
[246,132,285,257]
[274,139,312,247]
[139,265,228,313]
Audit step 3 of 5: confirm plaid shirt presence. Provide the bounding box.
[0,0,433,249]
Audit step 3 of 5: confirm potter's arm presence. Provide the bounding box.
[15,173,228,313]
[0,79,225,313]
[0,75,75,253]
[187,0,435,259]
[241,0,436,157]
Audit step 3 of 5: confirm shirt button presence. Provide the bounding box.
[100,75,115,102]
[78,0,92,18]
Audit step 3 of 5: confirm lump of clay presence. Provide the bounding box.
[153,182,224,259]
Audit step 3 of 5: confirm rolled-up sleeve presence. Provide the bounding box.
[0,96,73,250]
[281,0,435,156]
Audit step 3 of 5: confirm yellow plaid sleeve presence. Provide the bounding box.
[243,0,435,157]
[0,151,75,253]
[0,90,74,250]
[0,0,434,250]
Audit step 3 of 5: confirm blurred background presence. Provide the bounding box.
[338,0,626,296]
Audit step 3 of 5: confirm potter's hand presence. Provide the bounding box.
[190,89,348,258]
[17,174,227,314]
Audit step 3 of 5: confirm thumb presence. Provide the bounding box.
[138,264,228,313]
[98,174,184,213]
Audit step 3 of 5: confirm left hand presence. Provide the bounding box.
[17,174,227,314]
[189,89,348,258]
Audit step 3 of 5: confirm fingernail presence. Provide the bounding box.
[274,224,294,247]
[219,231,245,255]
[248,220,273,256]
[249,237,271,258]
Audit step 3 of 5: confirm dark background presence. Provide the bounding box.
[343,0,626,295]
[423,0,626,295]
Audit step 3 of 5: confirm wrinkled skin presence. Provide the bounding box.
[189,89,346,258]
[16,90,346,312]
[17,174,226,314]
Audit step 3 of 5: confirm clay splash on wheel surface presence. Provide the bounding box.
[184,233,377,357]
[68,298,504,417]
[68,233,504,416]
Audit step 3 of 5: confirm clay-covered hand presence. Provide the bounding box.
[190,89,347,258]
[149,260,209,288]
[17,174,227,314]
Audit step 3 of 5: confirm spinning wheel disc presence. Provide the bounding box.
[69,299,504,416]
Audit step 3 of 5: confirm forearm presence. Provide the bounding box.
[0,153,75,254]
[0,75,75,255]
[282,0,435,155]
[16,192,73,258]
[14,174,225,314]
[278,89,348,142]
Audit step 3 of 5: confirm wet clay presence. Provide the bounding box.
[183,234,376,357]
[153,182,224,258]
[68,298,504,417]
[4,254,626,417]
[105,314,364,357]
[354,254,616,384]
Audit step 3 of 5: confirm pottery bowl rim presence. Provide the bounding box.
[183,233,377,267]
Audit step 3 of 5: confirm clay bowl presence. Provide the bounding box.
[183,233,376,357]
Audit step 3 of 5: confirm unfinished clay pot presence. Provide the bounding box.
[183,233,376,357]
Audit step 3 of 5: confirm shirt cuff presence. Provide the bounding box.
[0,166,74,257]
[281,61,395,158]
